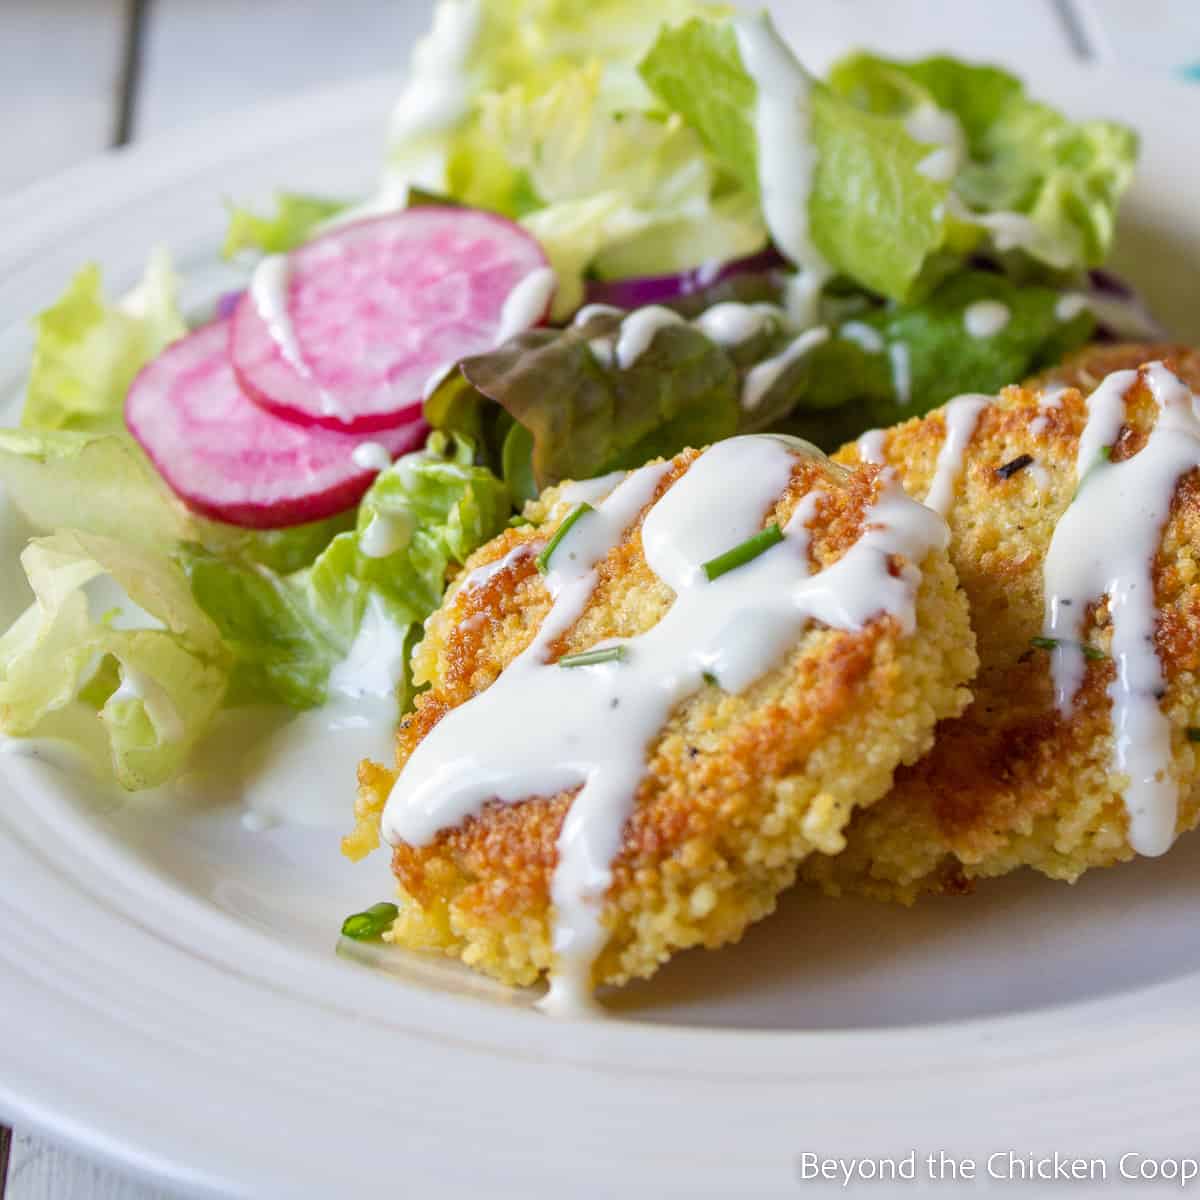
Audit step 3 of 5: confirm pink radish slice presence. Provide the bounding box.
[126,320,427,529]
[231,207,551,433]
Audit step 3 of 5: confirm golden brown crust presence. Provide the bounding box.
[345,445,976,987]
[808,360,1200,902]
[1027,342,1200,395]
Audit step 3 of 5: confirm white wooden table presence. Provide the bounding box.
[0,1,1195,1195]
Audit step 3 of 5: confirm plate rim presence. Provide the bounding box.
[4,52,1200,1199]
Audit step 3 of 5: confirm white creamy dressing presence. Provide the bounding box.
[495,267,559,345]
[740,327,830,412]
[855,428,887,465]
[360,511,414,559]
[458,542,536,593]
[1041,364,1200,856]
[889,342,912,406]
[557,470,627,508]
[963,300,1011,339]
[1030,388,1066,437]
[904,103,967,184]
[352,442,394,473]
[923,394,988,518]
[614,306,685,369]
[1027,462,1051,491]
[380,435,948,1013]
[839,321,885,355]
[732,14,830,288]
[579,300,789,373]
[781,270,829,330]
[108,664,185,744]
[239,596,409,829]
[250,256,305,373]
[250,256,346,420]
[1055,292,1090,322]
[692,302,784,348]
[572,304,625,327]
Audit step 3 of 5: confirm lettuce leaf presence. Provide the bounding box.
[639,15,951,302]
[21,250,186,434]
[779,271,1095,447]
[0,427,349,574]
[384,0,718,195]
[827,53,1138,272]
[0,531,230,790]
[179,433,510,711]
[428,308,743,486]
[221,192,348,258]
[476,62,765,314]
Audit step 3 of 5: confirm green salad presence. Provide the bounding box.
[0,0,1141,792]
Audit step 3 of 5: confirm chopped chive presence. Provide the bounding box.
[1030,636,1107,661]
[558,645,627,669]
[508,514,533,528]
[1188,727,1200,743]
[536,502,593,574]
[702,523,783,582]
[341,901,399,941]
[702,671,719,686]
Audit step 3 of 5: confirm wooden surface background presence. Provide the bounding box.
[0,0,1196,1195]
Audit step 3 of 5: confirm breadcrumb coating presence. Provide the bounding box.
[344,446,975,989]
[805,354,1200,903]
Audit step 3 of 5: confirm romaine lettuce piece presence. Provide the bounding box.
[222,192,348,258]
[0,531,230,790]
[477,63,765,314]
[779,271,1095,447]
[21,249,186,434]
[827,53,1138,272]
[384,0,719,195]
[639,14,952,302]
[180,433,510,711]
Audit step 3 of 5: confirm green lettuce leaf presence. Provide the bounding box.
[0,531,230,790]
[222,192,348,258]
[639,14,952,301]
[21,249,186,434]
[179,433,510,711]
[827,53,1138,271]
[476,62,765,314]
[779,270,1095,447]
[384,0,719,196]
[0,427,348,570]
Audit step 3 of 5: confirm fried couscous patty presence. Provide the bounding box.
[344,442,975,992]
[1029,341,1200,394]
[805,356,1200,903]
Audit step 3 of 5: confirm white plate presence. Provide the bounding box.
[3,47,1200,1200]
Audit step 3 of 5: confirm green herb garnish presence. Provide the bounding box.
[508,514,533,528]
[558,645,628,669]
[341,902,399,941]
[1030,636,1107,661]
[702,670,719,686]
[702,523,784,582]
[536,502,593,574]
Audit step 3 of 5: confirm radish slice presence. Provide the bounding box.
[230,207,552,433]
[126,321,427,529]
